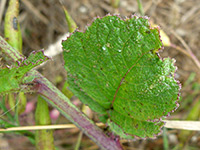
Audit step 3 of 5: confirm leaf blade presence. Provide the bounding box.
[0,50,48,95]
[62,15,180,138]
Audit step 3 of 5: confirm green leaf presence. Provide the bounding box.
[0,50,48,95]
[62,15,180,139]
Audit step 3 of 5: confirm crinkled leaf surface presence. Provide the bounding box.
[62,15,180,138]
[0,51,48,95]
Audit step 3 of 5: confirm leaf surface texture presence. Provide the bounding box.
[62,15,180,138]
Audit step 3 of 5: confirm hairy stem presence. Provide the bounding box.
[0,36,22,62]
[0,36,123,150]
[31,71,123,150]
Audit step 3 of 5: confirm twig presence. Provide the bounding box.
[1,120,200,132]
[180,4,200,23]
[0,123,104,132]
[21,0,49,24]
[164,120,200,131]
[170,30,200,70]
[170,43,192,59]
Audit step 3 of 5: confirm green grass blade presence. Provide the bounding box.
[35,96,55,150]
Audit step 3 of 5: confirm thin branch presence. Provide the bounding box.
[170,43,192,59]
[21,0,49,24]
[0,123,104,132]
[1,120,200,132]
[170,30,200,70]
[164,120,200,131]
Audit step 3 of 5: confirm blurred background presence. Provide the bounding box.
[0,0,200,149]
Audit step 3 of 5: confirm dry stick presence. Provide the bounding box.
[21,0,49,24]
[1,120,200,132]
[0,124,80,132]
[164,120,200,131]
[180,4,200,23]
[170,30,200,70]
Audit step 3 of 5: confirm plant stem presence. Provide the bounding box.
[0,36,123,150]
[136,0,144,16]
[35,96,55,150]
[0,36,22,62]
[163,127,169,150]
[4,0,27,115]
[74,132,83,150]
[31,71,123,150]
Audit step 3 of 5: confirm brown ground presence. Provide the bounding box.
[0,0,200,150]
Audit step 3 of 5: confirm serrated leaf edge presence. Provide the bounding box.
[61,14,181,139]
